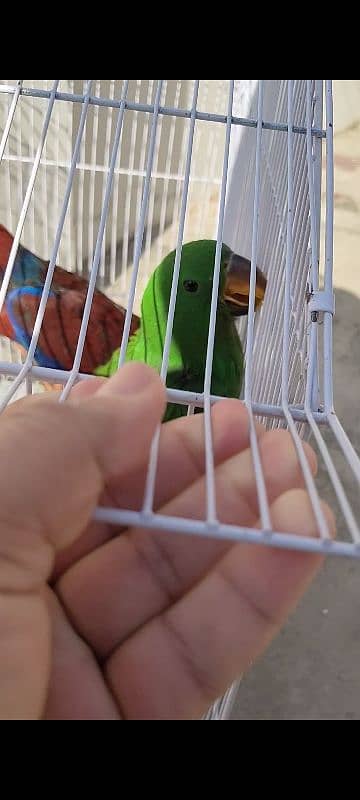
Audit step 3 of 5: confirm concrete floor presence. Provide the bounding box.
[232,83,360,721]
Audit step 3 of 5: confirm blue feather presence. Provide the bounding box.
[6,287,62,370]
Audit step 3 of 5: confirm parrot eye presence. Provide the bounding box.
[183,280,199,294]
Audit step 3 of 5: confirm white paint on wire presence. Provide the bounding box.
[204,683,240,721]
[0,80,23,166]
[142,81,200,514]
[250,82,313,420]
[307,81,320,294]
[203,81,234,526]
[1,79,359,565]
[0,153,222,186]
[0,80,94,412]
[0,81,360,718]
[144,83,166,276]
[327,413,360,486]
[41,80,50,261]
[160,81,200,384]
[283,81,330,541]
[94,507,360,560]
[132,81,156,293]
[156,81,183,267]
[244,81,272,532]
[118,81,164,367]
[323,81,335,415]
[88,80,101,278]
[120,80,145,290]
[0,80,60,315]
[305,81,360,544]
[0,358,326,424]
[77,82,87,276]
[304,82,360,544]
[60,80,130,401]
[0,84,327,138]
[197,82,225,241]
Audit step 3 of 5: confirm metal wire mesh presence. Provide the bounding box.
[0,79,360,718]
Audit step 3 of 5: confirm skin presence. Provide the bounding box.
[0,228,336,718]
[0,362,336,720]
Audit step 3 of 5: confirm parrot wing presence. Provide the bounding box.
[0,285,140,374]
[0,224,141,374]
[0,223,104,294]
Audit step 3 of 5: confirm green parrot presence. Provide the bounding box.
[95,240,267,421]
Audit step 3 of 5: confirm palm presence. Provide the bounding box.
[0,365,332,720]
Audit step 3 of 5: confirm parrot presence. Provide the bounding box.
[0,224,140,375]
[0,225,267,421]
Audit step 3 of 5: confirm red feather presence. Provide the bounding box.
[0,226,141,373]
[0,225,13,268]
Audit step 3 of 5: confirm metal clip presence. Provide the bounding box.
[309,290,335,319]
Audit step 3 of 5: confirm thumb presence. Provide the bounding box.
[0,363,164,719]
[1,362,165,584]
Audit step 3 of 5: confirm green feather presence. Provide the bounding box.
[95,241,244,421]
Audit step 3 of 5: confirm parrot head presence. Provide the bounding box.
[146,239,266,327]
[139,239,267,375]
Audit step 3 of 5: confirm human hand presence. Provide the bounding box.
[0,363,334,720]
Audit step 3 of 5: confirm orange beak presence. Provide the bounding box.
[224,253,267,317]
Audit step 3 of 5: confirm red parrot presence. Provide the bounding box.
[0,225,140,374]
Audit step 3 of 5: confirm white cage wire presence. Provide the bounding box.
[0,80,359,719]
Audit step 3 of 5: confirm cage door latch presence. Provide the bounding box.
[308,290,335,321]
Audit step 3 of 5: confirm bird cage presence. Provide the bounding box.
[0,79,359,721]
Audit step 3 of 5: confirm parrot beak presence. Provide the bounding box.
[223,253,267,317]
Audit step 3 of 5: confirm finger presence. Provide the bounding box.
[106,492,335,720]
[59,430,318,660]
[71,377,108,400]
[0,364,165,568]
[0,363,164,719]
[106,400,266,513]
[8,377,106,410]
[45,591,121,721]
[13,370,164,579]
[54,400,266,576]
